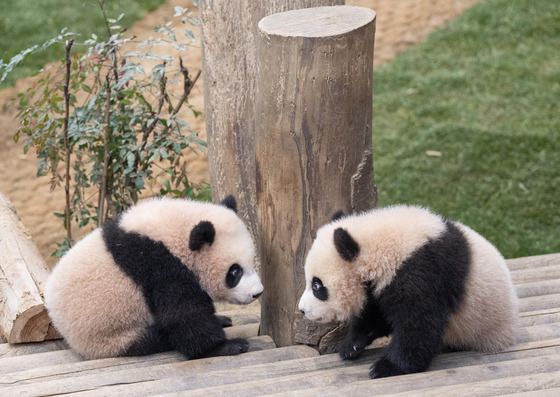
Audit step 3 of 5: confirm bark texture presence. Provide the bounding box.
[255,6,377,348]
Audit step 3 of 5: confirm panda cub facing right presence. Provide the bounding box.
[46,195,263,360]
[299,205,518,378]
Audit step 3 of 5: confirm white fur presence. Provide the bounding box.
[299,205,518,352]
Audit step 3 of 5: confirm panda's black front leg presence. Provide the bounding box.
[369,292,449,378]
[216,315,233,328]
[161,310,249,359]
[152,281,248,360]
[338,293,390,360]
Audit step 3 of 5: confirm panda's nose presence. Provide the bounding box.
[253,292,263,299]
[300,309,305,315]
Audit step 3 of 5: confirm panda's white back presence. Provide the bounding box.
[45,229,152,359]
[444,222,518,352]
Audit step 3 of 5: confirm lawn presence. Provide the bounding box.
[0,0,166,88]
[372,0,560,258]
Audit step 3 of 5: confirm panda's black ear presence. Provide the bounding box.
[189,221,215,251]
[331,210,345,222]
[221,195,237,213]
[333,227,360,262]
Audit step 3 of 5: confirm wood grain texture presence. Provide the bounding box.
[255,6,377,348]
[200,0,343,264]
[0,252,558,395]
[0,193,59,343]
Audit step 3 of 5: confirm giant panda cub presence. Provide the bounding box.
[298,205,518,378]
[46,195,263,360]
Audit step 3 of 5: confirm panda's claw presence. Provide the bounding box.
[216,315,233,328]
[370,357,406,379]
[338,337,365,360]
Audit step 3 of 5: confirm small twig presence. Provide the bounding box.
[63,39,74,243]
[175,57,201,117]
[98,68,112,226]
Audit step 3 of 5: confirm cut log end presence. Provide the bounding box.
[8,304,60,343]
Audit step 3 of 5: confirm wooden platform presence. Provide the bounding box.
[1,253,559,396]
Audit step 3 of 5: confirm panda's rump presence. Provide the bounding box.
[45,230,153,359]
[443,224,518,353]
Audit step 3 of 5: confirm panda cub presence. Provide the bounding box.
[298,205,518,378]
[46,195,263,360]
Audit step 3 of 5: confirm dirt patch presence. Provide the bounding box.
[0,0,481,266]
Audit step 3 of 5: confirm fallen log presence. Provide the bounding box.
[0,192,59,343]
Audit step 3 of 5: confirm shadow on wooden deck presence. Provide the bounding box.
[1,253,559,396]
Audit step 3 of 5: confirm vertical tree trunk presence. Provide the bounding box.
[255,6,377,350]
[200,0,343,266]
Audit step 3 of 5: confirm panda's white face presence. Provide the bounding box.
[189,212,264,305]
[298,227,366,323]
[119,196,263,306]
[224,263,263,305]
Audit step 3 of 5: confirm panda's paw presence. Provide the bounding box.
[217,338,250,356]
[369,357,406,379]
[216,315,233,328]
[338,336,367,360]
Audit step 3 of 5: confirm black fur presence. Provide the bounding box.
[338,220,470,378]
[311,277,329,301]
[334,228,360,262]
[189,221,215,251]
[103,219,248,359]
[221,195,237,213]
[332,210,345,222]
[226,264,243,288]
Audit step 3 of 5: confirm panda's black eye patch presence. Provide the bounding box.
[226,264,243,288]
[312,277,328,301]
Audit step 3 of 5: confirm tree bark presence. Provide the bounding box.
[0,193,59,343]
[200,0,343,268]
[255,5,377,349]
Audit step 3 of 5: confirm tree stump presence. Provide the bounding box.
[200,0,343,265]
[255,5,377,350]
[0,193,59,343]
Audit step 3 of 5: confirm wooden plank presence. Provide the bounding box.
[502,387,560,396]
[519,293,560,313]
[515,279,560,298]
[510,265,560,284]
[0,349,83,375]
[515,323,560,344]
[519,312,560,327]
[67,343,560,396]
[386,371,560,396]
[0,345,318,396]
[0,337,278,386]
[507,253,560,271]
[0,339,69,358]
[224,323,260,339]
[154,353,560,396]
[0,335,274,376]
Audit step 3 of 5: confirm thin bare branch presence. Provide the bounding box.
[63,39,74,243]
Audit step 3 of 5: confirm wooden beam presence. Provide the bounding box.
[0,193,59,343]
[255,6,377,348]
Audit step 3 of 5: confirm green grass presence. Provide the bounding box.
[0,0,166,88]
[372,0,560,258]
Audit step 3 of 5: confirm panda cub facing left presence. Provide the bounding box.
[45,195,263,360]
